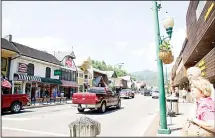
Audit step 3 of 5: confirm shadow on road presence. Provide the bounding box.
[77,107,125,116]
[2,110,34,116]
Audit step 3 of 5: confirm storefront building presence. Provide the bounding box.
[77,67,84,92]
[77,57,93,90]
[171,1,215,93]
[8,36,62,101]
[56,52,78,99]
[1,38,19,80]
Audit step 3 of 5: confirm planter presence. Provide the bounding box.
[159,50,172,60]
[163,55,174,64]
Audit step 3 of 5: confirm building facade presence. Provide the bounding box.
[171,1,215,90]
[7,36,62,101]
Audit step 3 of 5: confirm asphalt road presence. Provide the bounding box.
[2,94,159,137]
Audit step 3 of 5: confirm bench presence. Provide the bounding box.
[32,98,43,105]
[60,97,67,103]
[43,97,51,104]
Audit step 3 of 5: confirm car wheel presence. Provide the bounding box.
[116,100,121,109]
[11,102,21,113]
[99,102,106,113]
[77,104,85,113]
[132,96,134,98]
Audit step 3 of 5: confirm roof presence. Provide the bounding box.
[1,38,19,53]
[118,75,131,81]
[105,71,117,78]
[12,42,62,66]
[92,68,107,75]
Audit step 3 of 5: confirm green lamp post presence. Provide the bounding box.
[152,1,174,134]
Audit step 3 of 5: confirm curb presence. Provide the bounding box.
[24,103,72,109]
[143,111,160,136]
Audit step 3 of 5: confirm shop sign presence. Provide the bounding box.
[198,60,206,77]
[205,2,214,21]
[64,55,76,71]
[54,70,62,76]
[18,63,28,73]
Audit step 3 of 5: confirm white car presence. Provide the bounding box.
[152,90,159,99]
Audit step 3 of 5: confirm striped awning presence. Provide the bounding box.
[14,73,41,82]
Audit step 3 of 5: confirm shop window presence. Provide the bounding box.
[45,67,51,78]
[27,63,34,76]
[196,1,206,20]
[1,57,7,72]
[14,82,23,94]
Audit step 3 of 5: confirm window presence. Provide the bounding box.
[79,73,83,78]
[1,57,7,72]
[85,75,88,79]
[45,67,51,78]
[27,63,34,76]
[196,1,206,20]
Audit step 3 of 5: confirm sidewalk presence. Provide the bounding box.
[157,98,193,137]
[24,100,73,109]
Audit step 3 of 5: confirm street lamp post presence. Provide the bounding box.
[152,1,174,134]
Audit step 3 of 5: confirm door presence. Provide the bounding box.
[107,89,114,106]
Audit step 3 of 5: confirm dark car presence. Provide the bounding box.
[144,90,151,96]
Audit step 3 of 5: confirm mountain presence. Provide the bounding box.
[131,70,158,86]
[131,70,171,86]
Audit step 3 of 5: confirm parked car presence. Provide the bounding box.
[2,92,30,113]
[120,89,132,99]
[152,90,159,99]
[144,90,151,96]
[72,87,121,113]
[130,91,135,98]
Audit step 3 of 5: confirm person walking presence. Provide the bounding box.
[182,88,187,102]
[183,77,215,137]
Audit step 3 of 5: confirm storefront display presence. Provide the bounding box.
[14,81,23,94]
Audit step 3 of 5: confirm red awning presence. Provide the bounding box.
[61,80,78,87]
[1,79,12,88]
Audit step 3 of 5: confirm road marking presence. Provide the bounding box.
[2,118,36,121]
[2,127,68,136]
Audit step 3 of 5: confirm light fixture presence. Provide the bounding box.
[162,16,174,38]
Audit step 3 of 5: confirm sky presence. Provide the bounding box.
[2,1,189,73]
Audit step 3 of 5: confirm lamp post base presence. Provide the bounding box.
[158,127,171,134]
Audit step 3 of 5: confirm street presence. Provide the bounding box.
[2,95,159,137]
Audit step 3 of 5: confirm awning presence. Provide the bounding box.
[14,73,41,82]
[41,77,62,85]
[61,80,78,87]
[1,78,12,88]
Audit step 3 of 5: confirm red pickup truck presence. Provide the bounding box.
[72,87,121,113]
[2,93,29,113]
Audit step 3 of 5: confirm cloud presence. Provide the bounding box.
[115,41,128,49]
[13,37,69,53]
[131,48,145,57]
[2,17,12,36]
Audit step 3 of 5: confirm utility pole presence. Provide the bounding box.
[152,1,170,134]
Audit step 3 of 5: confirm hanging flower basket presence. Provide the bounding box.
[162,55,174,64]
[158,39,174,64]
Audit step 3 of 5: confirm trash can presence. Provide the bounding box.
[166,97,179,115]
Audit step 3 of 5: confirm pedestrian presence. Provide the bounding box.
[183,77,215,137]
[182,88,187,102]
[187,67,214,101]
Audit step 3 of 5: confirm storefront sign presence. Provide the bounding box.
[198,60,206,77]
[64,55,76,71]
[205,2,214,21]
[18,63,28,73]
[54,70,62,76]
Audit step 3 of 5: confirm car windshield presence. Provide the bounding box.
[88,87,106,94]
[154,91,159,93]
[121,89,130,92]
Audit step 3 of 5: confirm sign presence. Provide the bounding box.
[205,2,214,21]
[63,55,76,71]
[18,63,28,73]
[198,60,206,77]
[54,70,62,76]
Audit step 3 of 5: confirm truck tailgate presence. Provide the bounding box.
[72,93,97,104]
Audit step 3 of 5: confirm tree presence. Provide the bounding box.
[91,59,129,77]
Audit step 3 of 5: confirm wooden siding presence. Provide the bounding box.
[183,1,215,66]
[195,47,215,81]
[173,65,187,86]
